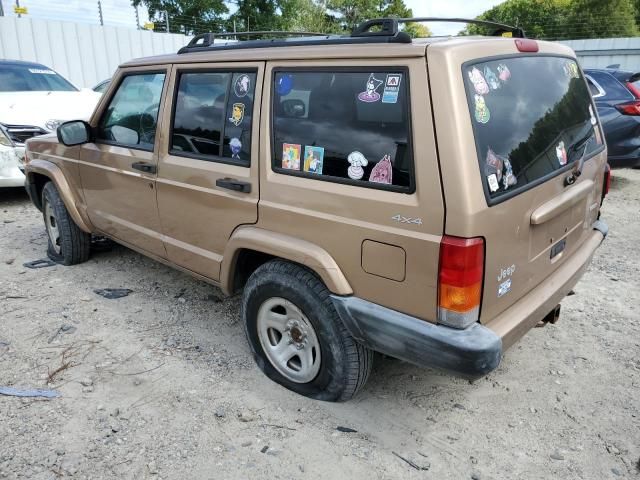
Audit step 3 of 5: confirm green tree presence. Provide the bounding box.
[279,0,338,33]
[231,0,282,32]
[327,0,430,36]
[132,0,229,34]
[465,0,570,39]
[566,0,638,38]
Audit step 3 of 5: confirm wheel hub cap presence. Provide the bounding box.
[256,297,321,384]
[44,200,61,254]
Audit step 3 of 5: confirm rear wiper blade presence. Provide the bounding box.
[564,137,592,186]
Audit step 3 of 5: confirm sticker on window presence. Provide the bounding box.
[28,68,55,75]
[369,154,393,184]
[484,67,500,90]
[474,95,490,124]
[229,103,245,126]
[503,159,517,189]
[468,67,489,95]
[382,74,402,104]
[230,138,242,159]
[303,146,324,174]
[487,173,500,192]
[347,151,368,180]
[485,148,503,183]
[497,64,511,82]
[276,74,293,96]
[563,61,580,79]
[357,74,383,103]
[282,143,301,170]
[234,74,251,97]
[556,141,567,166]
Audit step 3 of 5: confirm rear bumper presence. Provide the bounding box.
[331,296,502,379]
[332,220,607,379]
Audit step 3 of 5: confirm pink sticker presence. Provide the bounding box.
[369,154,393,184]
[468,67,489,95]
[497,64,511,82]
[357,74,383,103]
[556,141,567,166]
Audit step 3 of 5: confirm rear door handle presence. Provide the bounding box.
[131,162,157,174]
[216,178,251,193]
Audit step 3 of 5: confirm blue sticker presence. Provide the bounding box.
[382,74,402,104]
[498,278,512,298]
[276,74,293,96]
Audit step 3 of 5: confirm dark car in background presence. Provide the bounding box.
[585,68,640,168]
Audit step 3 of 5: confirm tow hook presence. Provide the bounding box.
[536,305,561,327]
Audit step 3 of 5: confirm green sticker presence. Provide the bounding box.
[475,94,490,124]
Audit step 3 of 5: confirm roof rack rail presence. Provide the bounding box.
[352,17,526,39]
[178,31,331,54]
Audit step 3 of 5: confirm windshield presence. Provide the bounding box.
[464,56,601,202]
[0,64,78,92]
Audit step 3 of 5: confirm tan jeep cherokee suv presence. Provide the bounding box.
[23,18,609,401]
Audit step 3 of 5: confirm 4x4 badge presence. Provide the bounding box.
[391,214,423,225]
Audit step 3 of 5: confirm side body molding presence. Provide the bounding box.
[221,226,353,296]
[25,159,94,233]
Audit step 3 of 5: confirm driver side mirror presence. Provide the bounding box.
[57,120,92,146]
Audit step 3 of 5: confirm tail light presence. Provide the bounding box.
[602,163,611,202]
[438,236,484,329]
[615,100,640,116]
[626,81,640,99]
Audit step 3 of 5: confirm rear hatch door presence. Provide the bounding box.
[428,38,607,323]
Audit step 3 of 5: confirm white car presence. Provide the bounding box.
[0,60,101,187]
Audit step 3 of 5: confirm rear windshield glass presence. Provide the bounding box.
[0,65,77,92]
[464,56,601,201]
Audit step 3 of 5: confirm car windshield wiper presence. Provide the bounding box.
[564,137,593,186]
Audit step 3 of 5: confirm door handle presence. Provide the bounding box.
[131,162,157,174]
[216,178,252,193]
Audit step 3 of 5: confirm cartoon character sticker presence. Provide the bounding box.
[497,64,511,82]
[487,173,500,192]
[282,143,301,170]
[468,67,489,95]
[484,67,501,90]
[347,151,368,180]
[486,148,504,183]
[358,74,383,103]
[474,95,490,124]
[369,154,393,184]
[502,158,517,190]
[276,74,294,96]
[382,74,402,104]
[234,74,251,97]
[230,138,242,159]
[556,141,568,166]
[563,61,580,79]
[229,103,245,126]
[303,146,324,174]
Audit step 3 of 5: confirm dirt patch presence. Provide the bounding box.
[1,170,639,479]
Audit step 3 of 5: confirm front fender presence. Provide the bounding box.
[25,159,93,233]
[221,226,352,296]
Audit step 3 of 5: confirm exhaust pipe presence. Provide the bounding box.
[536,305,561,327]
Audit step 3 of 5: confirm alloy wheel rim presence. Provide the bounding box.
[256,297,321,384]
[44,200,61,254]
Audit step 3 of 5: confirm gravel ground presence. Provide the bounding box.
[1,169,639,480]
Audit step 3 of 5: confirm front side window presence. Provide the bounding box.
[170,71,256,164]
[97,72,166,150]
[272,70,413,191]
[464,56,602,202]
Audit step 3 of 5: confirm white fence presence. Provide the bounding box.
[0,17,190,88]
[561,37,640,71]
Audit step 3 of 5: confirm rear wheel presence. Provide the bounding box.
[42,182,90,265]
[242,260,372,402]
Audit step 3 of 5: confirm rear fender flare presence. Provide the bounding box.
[221,227,352,296]
[25,159,93,233]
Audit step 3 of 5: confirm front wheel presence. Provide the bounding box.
[42,182,91,265]
[242,260,372,402]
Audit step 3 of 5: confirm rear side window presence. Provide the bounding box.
[171,71,256,164]
[272,70,413,191]
[97,72,166,151]
[587,71,633,100]
[464,56,602,202]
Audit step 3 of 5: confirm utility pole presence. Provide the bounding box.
[97,0,103,26]
[164,10,169,33]
[0,1,5,17]
[135,5,140,30]
[15,0,21,19]
[233,19,237,41]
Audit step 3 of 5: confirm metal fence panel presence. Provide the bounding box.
[561,37,640,71]
[0,16,189,88]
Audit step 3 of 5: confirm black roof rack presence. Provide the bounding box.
[177,17,525,54]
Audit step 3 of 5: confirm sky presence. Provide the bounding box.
[0,0,504,35]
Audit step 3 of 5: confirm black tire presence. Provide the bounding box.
[41,182,91,265]
[242,259,373,402]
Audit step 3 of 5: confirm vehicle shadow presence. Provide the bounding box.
[0,187,29,205]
